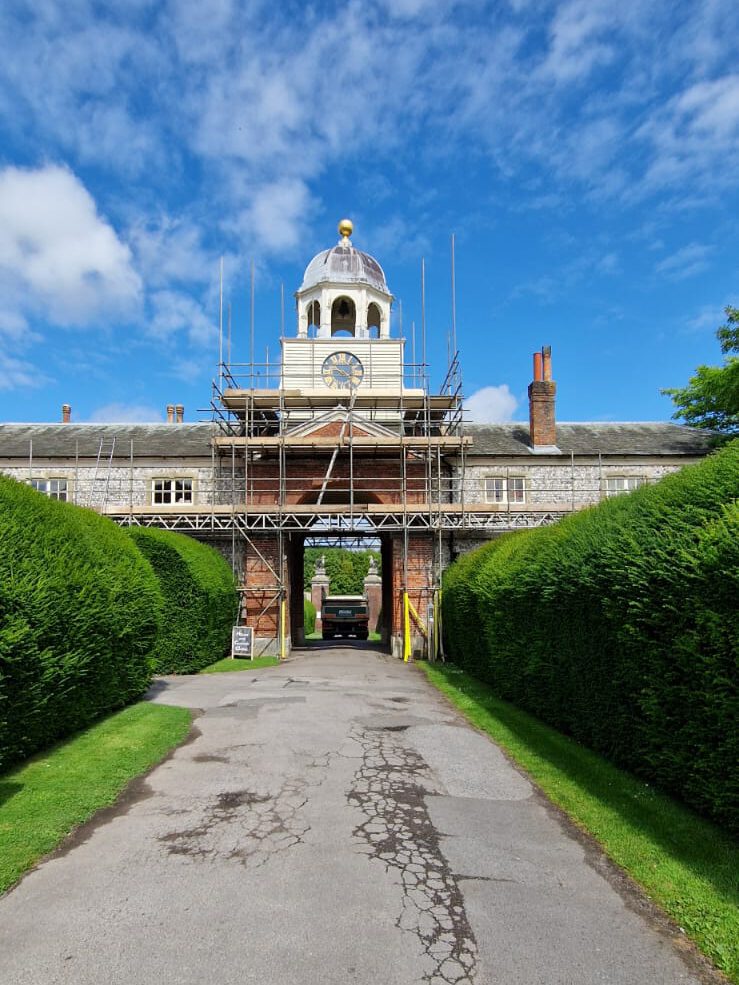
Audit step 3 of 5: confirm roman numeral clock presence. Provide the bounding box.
[322,351,364,389]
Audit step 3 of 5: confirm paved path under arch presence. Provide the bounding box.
[0,648,713,984]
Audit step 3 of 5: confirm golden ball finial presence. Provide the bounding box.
[338,218,353,239]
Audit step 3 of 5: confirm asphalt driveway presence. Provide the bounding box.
[0,647,711,984]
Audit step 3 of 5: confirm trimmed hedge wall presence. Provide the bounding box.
[0,477,162,770]
[127,528,238,674]
[443,441,739,832]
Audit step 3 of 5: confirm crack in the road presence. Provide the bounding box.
[158,778,309,868]
[348,726,478,985]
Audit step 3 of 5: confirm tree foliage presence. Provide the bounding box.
[304,547,381,595]
[443,442,739,832]
[663,306,739,434]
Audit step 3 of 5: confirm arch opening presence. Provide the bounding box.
[331,296,356,336]
[288,532,393,650]
[367,302,382,339]
[306,300,321,337]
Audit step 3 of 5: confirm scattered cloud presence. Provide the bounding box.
[685,302,735,334]
[148,289,216,348]
[0,164,141,325]
[87,402,163,423]
[656,242,714,280]
[637,74,739,193]
[234,179,313,254]
[129,216,212,287]
[0,348,41,390]
[466,385,518,423]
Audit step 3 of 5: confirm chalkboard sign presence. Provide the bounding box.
[231,626,254,659]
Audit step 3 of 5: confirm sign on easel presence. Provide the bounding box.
[231,626,254,659]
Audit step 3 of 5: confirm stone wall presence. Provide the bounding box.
[459,460,686,507]
[0,462,219,508]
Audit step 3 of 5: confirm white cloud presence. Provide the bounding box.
[236,179,313,254]
[542,0,617,83]
[149,289,216,348]
[685,302,735,333]
[0,348,41,390]
[656,242,714,280]
[129,215,212,287]
[87,402,163,423]
[0,309,31,341]
[466,385,518,423]
[0,164,142,325]
[638,74,739,192]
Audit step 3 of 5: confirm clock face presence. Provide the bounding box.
[321,351,364,389]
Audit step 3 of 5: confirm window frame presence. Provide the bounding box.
[605,475,645,497]
[29,477,69,501]
[151,477,195,506]
[484,474,526,505]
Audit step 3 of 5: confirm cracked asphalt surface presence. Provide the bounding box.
[0,647,712,984]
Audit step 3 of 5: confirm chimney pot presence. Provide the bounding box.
[175,404,184,424]
[61,404,71,424]
[166,404,175,424]
[542,345,552,382]
[528,346,557,448]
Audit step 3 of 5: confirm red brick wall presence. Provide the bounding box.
[247,457,427,505]
[242,536,283,641]
[390,534,435,647]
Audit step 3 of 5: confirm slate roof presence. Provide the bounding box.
[464,422,717,456]
[0,423,217,459]
[0,420,716,459]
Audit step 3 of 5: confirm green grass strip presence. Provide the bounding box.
[201,656,280,673]
[0,702,191,895]
[419,661,739,982]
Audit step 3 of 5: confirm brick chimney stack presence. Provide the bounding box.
[528,346,557,449]
[175,404,184,424]
[166,404,175,424]
[61,404,71,424]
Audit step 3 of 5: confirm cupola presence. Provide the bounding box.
[295,220,393,339]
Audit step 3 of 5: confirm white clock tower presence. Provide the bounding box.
[281,220,410,402]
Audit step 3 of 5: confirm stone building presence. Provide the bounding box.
[0,220,714,658]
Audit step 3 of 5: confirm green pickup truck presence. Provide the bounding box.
[321,595,369,640]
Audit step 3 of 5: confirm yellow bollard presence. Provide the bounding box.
[280,599,286,661]
[403,591,411,662]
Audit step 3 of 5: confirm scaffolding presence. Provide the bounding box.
[206,347,467,660]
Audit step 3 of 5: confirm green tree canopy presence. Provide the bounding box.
[662,306,739,434]
[304,547,381,595]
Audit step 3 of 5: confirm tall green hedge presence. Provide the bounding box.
[443,441,739,832]
[304,598,316,636]
[127,528,238,674]
[0,477,162,770]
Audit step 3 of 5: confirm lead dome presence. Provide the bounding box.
[299,224,389,294]
[295,220,393,339]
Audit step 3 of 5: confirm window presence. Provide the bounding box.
[153,478,193,504]
[484,476,525,504]
[606,476,645,497]
[485,477,505,502]
[29,478,68,501]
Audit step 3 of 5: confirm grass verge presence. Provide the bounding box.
[201,656,280,673]
[0,702,191,896]
[419,661,739,982]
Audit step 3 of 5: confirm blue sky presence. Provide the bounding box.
[0,0,737,425]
